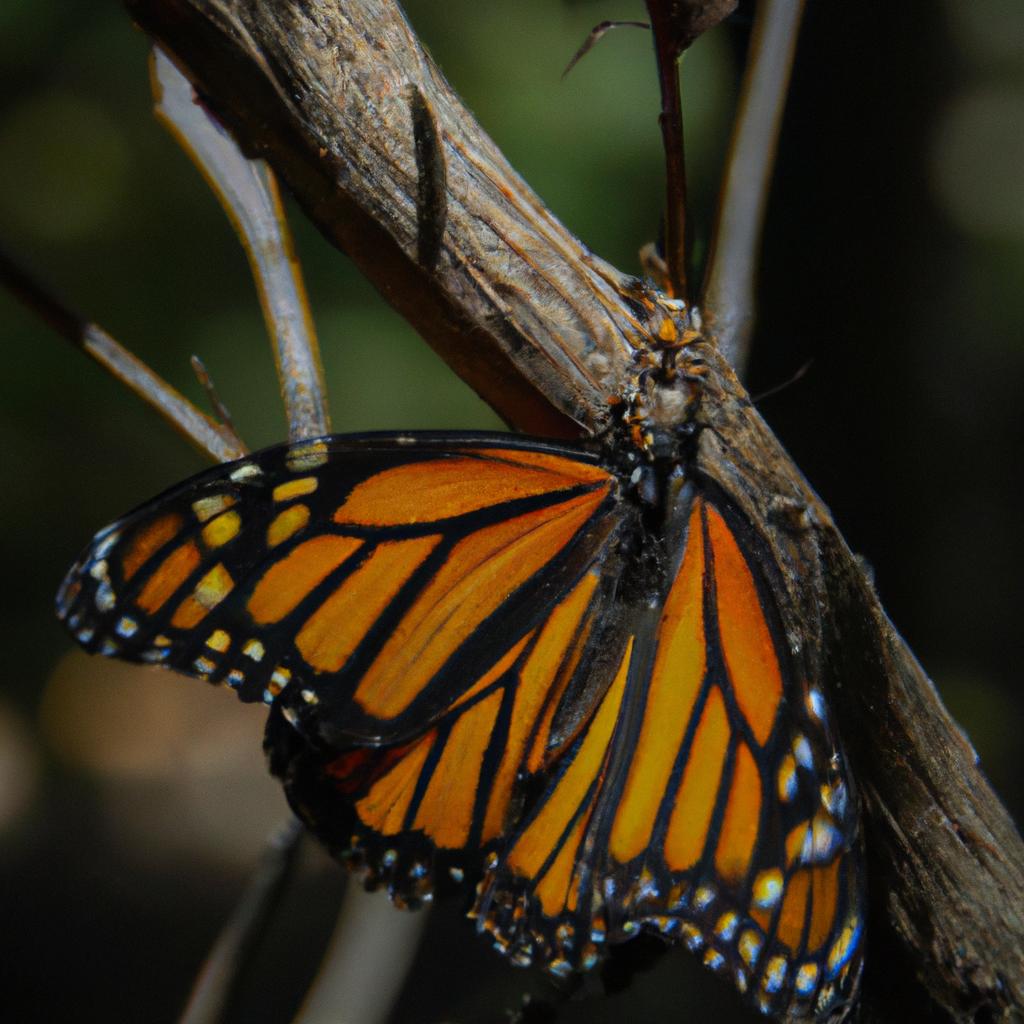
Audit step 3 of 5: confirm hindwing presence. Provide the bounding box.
[472,491,864,1018]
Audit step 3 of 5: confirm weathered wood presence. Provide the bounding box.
[125,0,677,440]
[122,1,1024,1019]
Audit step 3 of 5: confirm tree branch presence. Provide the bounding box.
[152,46,332,443]
[125,0,678,440]
[0,248,246,463]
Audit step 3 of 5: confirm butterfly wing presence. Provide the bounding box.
[58,430,863,1018]
[266,553,630,902]
[474,489,864,1019]
[57,434,622,739]
[58,432,638,897]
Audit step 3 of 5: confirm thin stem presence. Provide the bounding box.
[290,888,429,1024]
[646,5,689,300]
[191,354,241,436]
[700,0,807,378]
[561,21,650,81]
[151,47,332,443]
[179,819,305,1024]
[0,248,246,463]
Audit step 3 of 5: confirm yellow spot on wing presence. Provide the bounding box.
[610,504,705,862]
[778,753,798,801]
[287,441,329,471]
[273,476,318,502]
[206,628,231,652]
[267,504,310,547]
[243,639,265,661]
[739,928,762,967]
[202,509,241,549]
[195,564,234,606]
[192,494,235,523]
[752,867,784,908]
[827,916,859,973]
[229,463,262,483]
[170,563,234,628]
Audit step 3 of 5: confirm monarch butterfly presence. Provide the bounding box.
[57,299,864,1019]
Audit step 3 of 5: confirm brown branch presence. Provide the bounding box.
[697,348,1024,1019]
[125,0,676,441]
[152,46,332,443]
[119,2,1024,1019]
[646,4,690,300]
[641,1,737,301]
[826,550,1024,1020]
[0,248,246,464]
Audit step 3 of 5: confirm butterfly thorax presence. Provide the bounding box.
[607,293,727,473]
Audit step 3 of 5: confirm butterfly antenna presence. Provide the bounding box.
[0,247,245,463]
[561,21,650,80]
[750,358,814,404]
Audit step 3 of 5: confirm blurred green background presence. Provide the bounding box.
[1,1,1021,1022]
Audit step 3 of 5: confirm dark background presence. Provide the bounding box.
[1,1,1021,1022]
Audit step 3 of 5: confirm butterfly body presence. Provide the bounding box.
[57,338,864,1020]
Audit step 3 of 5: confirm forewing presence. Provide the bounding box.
[475,493,864,1019]
[57,434,619,747]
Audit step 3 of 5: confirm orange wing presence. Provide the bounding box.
[268,557,627,902]
[473,493,864,1019]
[59,435,862,1019]
[58,432,630,891]
[58,434,621,745]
